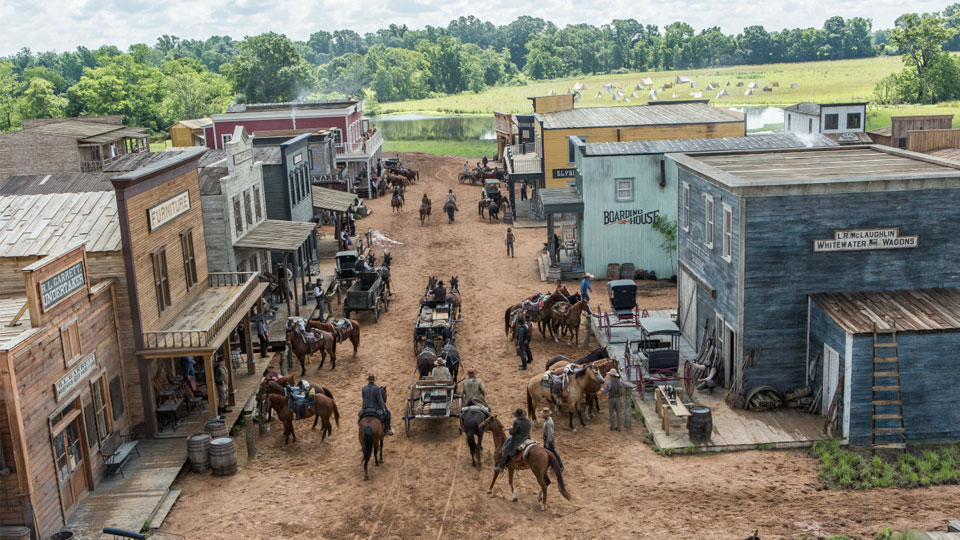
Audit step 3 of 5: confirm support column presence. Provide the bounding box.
[223,339,236,407]
[291,251,301,317]
[547,214,556,265]
[244,312,255,375]
[137,355,157,438]
[203,353,217,420]
[284,259,292,318]
[300,244,308,307]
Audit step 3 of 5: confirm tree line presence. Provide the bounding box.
[2,8,960,133]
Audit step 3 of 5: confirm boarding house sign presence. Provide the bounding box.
[603,208,660,226]
[54,353,97,400]
[39,261,85,311]
[813,228,918,252]
[148,190,191,231]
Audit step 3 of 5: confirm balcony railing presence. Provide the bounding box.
[335,130,383,157]
[142,272,259,350]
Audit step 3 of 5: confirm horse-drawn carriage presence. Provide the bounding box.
[622,317,694,399]
[414,301,458,353]
[334,251,359,303]
[401,377,463,436]
[343,271,390,322]
[482,179,503,203]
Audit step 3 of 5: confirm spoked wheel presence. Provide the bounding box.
[405,400,412,436]
[683,360,695,398]
[458,174,466,184]
[638,379,646,401]
[375,300,381,323]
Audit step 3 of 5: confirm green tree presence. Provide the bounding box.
[0,61,20,131]
[160,58,232,123]
[222,32,315,103]
[66,54,165,130]
[17,78,66,119]
[323,53,370,99]
[890,12,955,102]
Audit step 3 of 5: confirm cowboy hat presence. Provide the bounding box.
[608,369,620,378]
[367,373,376,382]
[584,273,595,279]
[540,407,553,416]
[466,367,477,376]
[434,358,445,366]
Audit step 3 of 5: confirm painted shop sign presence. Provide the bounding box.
[54,353,97,400]
[293,153,303,165]
[553,168,576,179]
[603,208,660,226]
[232,149,253,165]
[40,261,85,311]
[148,190,191,231]
[814,228,918,252]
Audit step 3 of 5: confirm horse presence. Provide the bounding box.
[359,386,387,480]
[526,362,605,430]
[447,276,461,318]
[391,192,403,213]
[544,347,610,370]
[258,390,340,445]
[503,293,543,337]
[460,408,487,467]
[481,415,570,510]
[443,200,457,223]
[550,298,592,345]
[488,201,500,222]
[440,338,461,383]
[419,203,431,225]
[478,198,489,217]
[530,290,569,340]
[544,357,617,419]
[285,317,337,375]
[416,340,439,379]
[306,317,361,358]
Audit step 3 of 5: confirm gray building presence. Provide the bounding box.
[670,145,960,445]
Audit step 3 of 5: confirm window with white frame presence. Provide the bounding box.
[615,178,633,202]
[704,194,714,248]
[681,182,690,231]
[722,204,733,262]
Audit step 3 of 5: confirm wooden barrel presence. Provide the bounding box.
[209,437,238,476]
[606,263,620,281]
[0,526,32,540]
[187,433,211,472]
[687,406,713,445]
[620,263,636,280]
[205,419,228,440]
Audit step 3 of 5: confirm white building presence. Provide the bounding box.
[783,102,867,137]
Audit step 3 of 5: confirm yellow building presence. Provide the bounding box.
[168,118,212,147]
[530,95,746,187]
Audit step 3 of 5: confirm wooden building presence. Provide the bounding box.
[528,97,745,188]
[566,134,836,280]
[0,116,149,178]
[168,118,212,147]
[670,146,960,445]
[783,102,870,143]
[0,244,129,539]
[252,129,343,189]
[867,114,954,149]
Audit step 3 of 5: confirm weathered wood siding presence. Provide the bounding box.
[807,300,849,415]
[170,125,201,148]
[0,131,81,177]
[531,95,575,114]
[907,128,960,153]
[261,163,289,221]
[543,122,745,188]
[200,195,232,272]
[0,395,22,526]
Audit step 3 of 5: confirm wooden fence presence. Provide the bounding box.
[907,129,960,153]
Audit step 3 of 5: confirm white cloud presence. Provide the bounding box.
[0,0,952,56]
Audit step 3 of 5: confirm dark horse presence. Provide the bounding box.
[443,200,457,223]
[544,346,610,370]
[419,203,431,225]
[285,317,337,375]
[258,389,340,445]
[307,317,361,358]
[488,201,500,222]
[359,386,387,480]
[391,192,404,213]
[416,340,439,379]
[461,408,487,467]
[446,276,461,319]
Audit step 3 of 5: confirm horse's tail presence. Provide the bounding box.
[466,421,479,460]
[546,449,571,500]
[321,386,334,400]
[332,399,340,428]
[504,307,511,336]
[362,426,373,463]
[526,386,536,422]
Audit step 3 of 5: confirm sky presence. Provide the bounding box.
[0,0,953,57]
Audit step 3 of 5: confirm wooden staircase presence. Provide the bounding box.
[872,321,906,451]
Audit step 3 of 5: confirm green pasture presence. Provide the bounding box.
[382,139,495,158]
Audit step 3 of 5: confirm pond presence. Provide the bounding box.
[371,106,786,141]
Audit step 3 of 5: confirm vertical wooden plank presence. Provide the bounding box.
[203,353,217,418]
[243,312,254,375]
[223,339,235,407]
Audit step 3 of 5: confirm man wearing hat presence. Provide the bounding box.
[214,356,231,418]
[580,273,594,304]
[494,408,532,473]
[504,227,516,257]
[429,358,451,380]
[431,280,446,303]
[461,367,488,412]
[360,373,393,435]
[600,369,635,431]
[516,314,533,370]
[541,407,563,470]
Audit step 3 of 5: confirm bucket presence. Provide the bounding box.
[606,263,620,281]
[620,263,636,280]
[687,406,713,445]
[187,433,211,472]
[209,437,238,476]
[48,532,73,540]
[205,419,228,440]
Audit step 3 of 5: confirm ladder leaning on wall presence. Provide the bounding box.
[871,320,906,451]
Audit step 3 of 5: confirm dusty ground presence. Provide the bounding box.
[163,154,960,540]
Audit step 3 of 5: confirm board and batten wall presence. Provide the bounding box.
[575,152,678,278]
[542,121,745,188]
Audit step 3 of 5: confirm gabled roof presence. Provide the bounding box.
[173,118,212,130]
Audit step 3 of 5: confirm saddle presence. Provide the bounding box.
[358,407,384,422]
[521,300,540,316]
[301,329,324,348]
[509,439,539,462]
[461,404,490,415]
[540,372,567,401]
[332,318,352,342]
[553,301,572,318]
[286,387,316,420]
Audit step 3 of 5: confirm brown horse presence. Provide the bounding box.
[416,340,439,379]
[503,293,542,340]
[419,203,431,225]
[259,391,341,445]
[359,386,387,480]
[545,357,617,419]
[307,318,361,358]
[526,362,605,430]
[550,298,592,345]
[285,317,337,375]
[446,276,461,319]
[478,198,490,217]
[391,192,403,213]
[482,415,570,510]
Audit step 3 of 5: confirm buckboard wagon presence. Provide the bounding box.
[402,377,462,436]
[343,271,390,322]
[414,301,458,353]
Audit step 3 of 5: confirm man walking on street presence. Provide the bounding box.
[516,314,533,370]
[542,407,563,470]
[504,227,516,257]
[600,369,635,431]
[580,273,593,304]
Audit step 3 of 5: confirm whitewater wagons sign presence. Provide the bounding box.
[813,228,918,252]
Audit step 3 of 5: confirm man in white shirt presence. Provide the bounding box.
[313,279,326,321]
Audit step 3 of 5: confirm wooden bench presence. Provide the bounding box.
[654,385,691,435]
[99,432,140,477]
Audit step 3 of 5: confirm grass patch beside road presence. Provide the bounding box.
[812,439,960,489]
[383,139,495,158]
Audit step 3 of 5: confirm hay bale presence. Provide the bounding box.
[790,83,799,89]
[744,89,753,96]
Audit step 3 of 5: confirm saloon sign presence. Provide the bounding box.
[147,190,191,231]
[603,208,660,226]
[814,228,918,252]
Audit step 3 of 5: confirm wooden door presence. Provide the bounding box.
[677,269,697,345]
[724,324,735,388]
[53,413,89,513]
[823,345,840,417]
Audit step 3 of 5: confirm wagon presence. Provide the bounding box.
[413,301,458,354]
[343,271,389,322]
[622,317,694,399]
[402,377,462,436]
[482,179,502,202]
[458,170,482,184]
[334,251,359,303]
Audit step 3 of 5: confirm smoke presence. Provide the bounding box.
[795,132,822,148]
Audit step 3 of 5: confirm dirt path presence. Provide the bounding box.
[162,153,959,540]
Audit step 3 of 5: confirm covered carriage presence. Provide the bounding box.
[414,301,458,353]
[622,317,694,399]
[343,271,390,322]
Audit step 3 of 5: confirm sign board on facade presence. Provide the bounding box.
[54,353,97,400]
[293,153,303,165]
[232,149,253,166]
[814,228,918,252]
[147,190,191,231]
[39,261,85,311]
[553,168,576,179]
[603,208,660,226]
[836,132,861,144]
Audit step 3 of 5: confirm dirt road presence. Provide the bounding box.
[163,154,959,540]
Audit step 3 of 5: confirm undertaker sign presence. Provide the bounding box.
[603,208,660,226]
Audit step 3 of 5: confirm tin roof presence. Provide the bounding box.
[200,147,281,166]
[811,288,960,333]
[584,134,836,156]
[0,296,34,350]
[312,185,356,213]
[198,166,228,196]
[225,101,356,113]
[539,103,743,130]
[783,102,868,116]
[540,187,584,213]
[0,191,121,256]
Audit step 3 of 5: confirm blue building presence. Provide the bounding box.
[670,145,960,445]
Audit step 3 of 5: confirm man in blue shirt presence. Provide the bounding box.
[579,273,593,303]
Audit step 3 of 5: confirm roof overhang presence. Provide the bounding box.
[233,219,317,252]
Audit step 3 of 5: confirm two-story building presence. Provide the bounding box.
[783,102,870,142]
[670,145,960,446]
[252,129,342,188]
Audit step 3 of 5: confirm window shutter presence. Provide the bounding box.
[109,376,124,421]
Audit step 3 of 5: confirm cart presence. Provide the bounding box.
[622,317,694,400]
[458,170,482,184]
[334,251,359,303]
[482,179,502,203]
[413,301,458,354]
[402,377,462,436]
[343,271,390,322]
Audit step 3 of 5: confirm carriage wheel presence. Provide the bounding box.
[638,378,646,401]
[375,300,382,323]
[458,174,465,184]
[683,361,695,398]
[405,400,412,436]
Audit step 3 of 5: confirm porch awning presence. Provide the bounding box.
[540,187,583,214]
[233,219,317,252]
[312,185,356,213]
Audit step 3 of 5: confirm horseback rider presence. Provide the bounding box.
[360,374,393,436]
[462,161,469,175]
[493,408,532,473]
[461,367,489,412]
[446,189,457,205]
[421,193,431,207]
[431,281,447,303]
[430,357,451,380]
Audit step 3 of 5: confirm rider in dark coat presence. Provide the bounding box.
[493,408,532,472]
[360,374,393,435]
[432,281,446,302]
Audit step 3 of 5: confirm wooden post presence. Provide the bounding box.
[624,387,633,430]
[283,259,292,318]
[290,252,300,317]
[299,245,308,308]
[243,312,255,375]
[223,339,236,407]
[245,413,256,459]
[547,214,556,265]
[203,353,217,418]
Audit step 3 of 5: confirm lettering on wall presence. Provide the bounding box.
[293,153,303,165]
[147,190,191,231]
[54,353,97,400]
[39,261,85,311]
[813,228,918,252]
[232,149,253,165]
[553,168,575,179]
[686,242,709,276]
[603,208,660,226]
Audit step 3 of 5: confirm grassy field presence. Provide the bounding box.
[382,139,495,157]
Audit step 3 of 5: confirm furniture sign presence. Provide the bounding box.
[814,228,918,252]
[148,190,191,231]
[553,168,576,179]
[54,353,97,400]
[39,261,85,311]
[232,149,253,165]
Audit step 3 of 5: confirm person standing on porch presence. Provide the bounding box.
[580,273,593,304]
[257,318,270,358]
[313,279,326,322]
[214,357,231,418]
[520,181,528,201]
[504,227,516,257]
